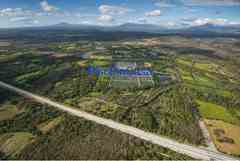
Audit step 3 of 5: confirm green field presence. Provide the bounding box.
[92,60,110,67]
[196,100,239,125]
[111,79,139,88]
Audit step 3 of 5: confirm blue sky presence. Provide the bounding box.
[0,0,240,28]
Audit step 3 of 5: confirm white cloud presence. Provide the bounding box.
[98,15,114,22]
[0,8,35,17]
[0,8,14,16]
[182,18,240,26]
[33,20,40,24]
[40,0,58,12]
[165,21,176,27]
[193,18,227,26]
[10,17,30,22]
[145,10,161,17]
[154,0,240,6]
[156,21,179,28]
[182,0,240,6]
[154,0,176,7]
[10,16,39,25]
[80,21,92,25]
[99,5,131,15]
[229,21,240,25]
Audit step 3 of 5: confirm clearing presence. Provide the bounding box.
[0,132,35,157]
[0,104,20,121]
[37,116,64,134]
[205,119,240,156]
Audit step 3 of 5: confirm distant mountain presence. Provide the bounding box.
[48,22,240,34]
[184,23,240,34]
[44,22,105,31]
[43,22,170,33]
[6,22,239,37]
[52,22,72,27]
[109,23,168,33]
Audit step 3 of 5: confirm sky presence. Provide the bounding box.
[0,0,240,28]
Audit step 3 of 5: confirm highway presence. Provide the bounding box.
[0,81,238,161]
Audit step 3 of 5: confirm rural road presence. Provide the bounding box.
[0,81,238,161]
[199,120,218,152]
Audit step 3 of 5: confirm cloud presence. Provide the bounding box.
[154,0,240,6]
[99,5,131,15]
[0,8,35,17]
[40,0,58,12]
[182,0,240,6]
[0,5,57,18]
[98,15,114,22]
[0,8,16,16]
[229,21,240,25]
[10,16,39,24]
[194,18,227,26]
[10,17,30,22]
[80,21,92,25]
[32,20,40,24]
[145,10,161,17]
[154,0,177,7]
[165,21,176,27]
[156,21,179,28]
[182,18,240,26]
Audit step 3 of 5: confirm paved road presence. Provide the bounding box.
[0,81,238,161]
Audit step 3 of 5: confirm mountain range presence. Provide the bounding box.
[4,22,240,37]
[47,22,240,34]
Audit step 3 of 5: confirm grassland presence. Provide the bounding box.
[196,100,239,125]
[0,104,19,121]
[175,50,240,157]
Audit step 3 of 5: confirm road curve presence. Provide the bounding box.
[0,81,238,161]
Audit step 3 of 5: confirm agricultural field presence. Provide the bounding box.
[1,0,240,159]
[175,46,240,157]
[0,34,240,159]
[196,100,239,125]
[205,119,240,156]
